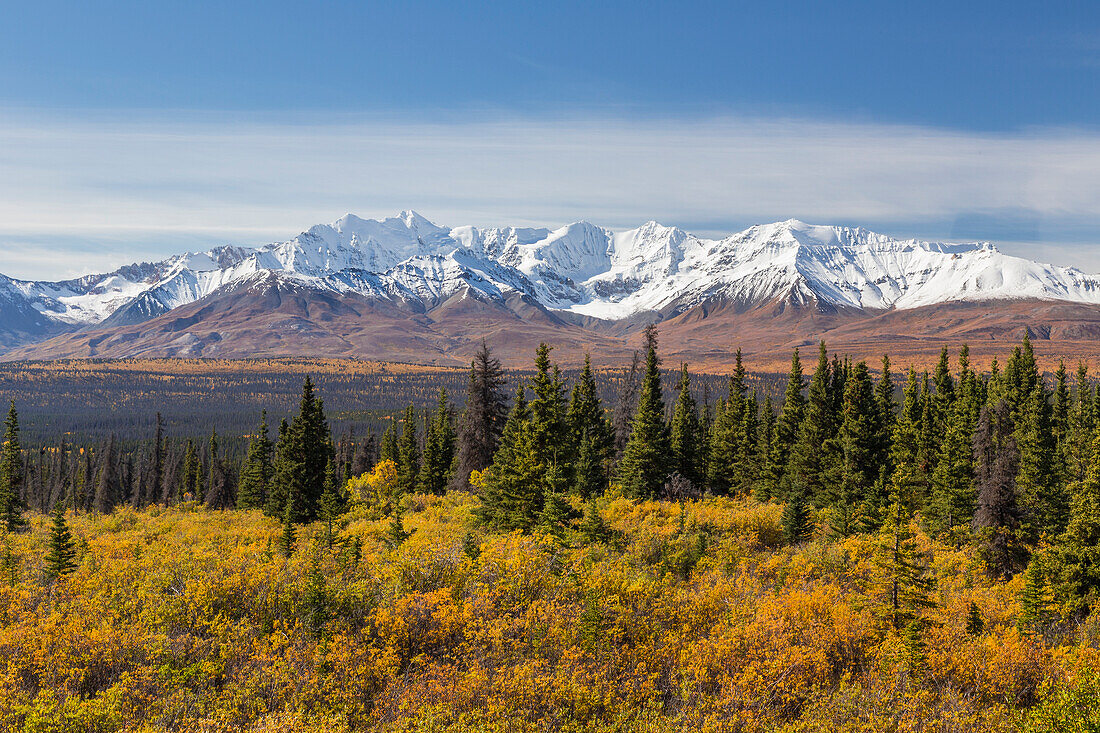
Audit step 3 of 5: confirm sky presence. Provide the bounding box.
[1,0,1099,278]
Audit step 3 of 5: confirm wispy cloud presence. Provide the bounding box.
[1,110,1099,279]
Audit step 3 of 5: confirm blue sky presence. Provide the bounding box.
[1,1,1099,278]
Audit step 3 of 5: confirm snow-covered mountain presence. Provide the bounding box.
[4,211,1100,351]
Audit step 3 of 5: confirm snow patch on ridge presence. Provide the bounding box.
[6,213,1100,331]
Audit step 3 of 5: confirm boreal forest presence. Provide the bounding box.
[1,329,1099,731]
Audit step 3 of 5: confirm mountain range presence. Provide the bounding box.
[4,211,1100,369]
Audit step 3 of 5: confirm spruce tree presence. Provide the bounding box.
[92,435,121,514]
[203,428,217,505]
[707,350,746,494]
[873,354,896,472]
[972,400,1026,578]
[870,499,936,631]
[617,328,670,498]
[928,400,977,537]
[529,343,570,474]
[754,395,776,501]
[787,342,839,505]
[1045,427,1100,618]
[379,423,399,465]
[734,389,759,495]
[567,354,614,495]
[238,410,273,510]
[1016,383,1066,539]
[669,365,702,489]
[762,350,805,498]
[579,496,609,543]
[152,412,165,505]
[384,512,411,547]
[418,389,455,495]
[395,404,420,497]
[0,401,26,532]
[832,361,880,535]
[267,377,333,522]
[1053,360,1071,457]
[43,502,77,581]
[180,439,199,502]
[781,490,814,544]
[278,496,296,558]
[450,341,509,491]
[319,461,342,549]
[1067,362,1095,484]
[478,386,544,531]
[1017,556,1053,632]
[965,601,985,636]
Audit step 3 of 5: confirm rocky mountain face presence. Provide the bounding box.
[4,211,1100,366]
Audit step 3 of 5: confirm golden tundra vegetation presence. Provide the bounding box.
[0,487,1097,732]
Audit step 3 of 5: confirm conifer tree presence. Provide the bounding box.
[395,405,420,497]
[151,412,165,505]
[617,328,670,498]
[972,400,1026,578]
[781,490,814,543]
[538,481,577,540]
[1016,383,1066,539]
[384,512,411,547]
[303,553,329,638]
[1045,427,1100,618]
[734,390,759,495]
[579,496,609,543]
[1053,360,1071,455]
[1003,331,1040,419]
[755,395,776,501]
[870,499,936,631]
[180,439,198,502]
[203,428,217,505]
[278,496,296,558]
[1017,556,1053,632]
[965,601,985,636]
[379,423,399,465]
[529,343,570,475]
[0,401,26,532]
[669,365,702,489]
[612,350,643,460]
[762,350,805,498]
[237,410,273,510]
[707,350,746,494]
[567,354,614,495]
[477,386,544,531]
[928,400,978,537]
[873,354,896,470]
[92,435,121,514]
[916,376,938,489]
[43,502,77,581]
[268,378,334,522]
[1067,362,1095,484]
[932,346,955,427]
[450,341,509,491]
[787,342,839,505]
[319,461,342,549]
[832,361,880,535]
[418,389,455,495]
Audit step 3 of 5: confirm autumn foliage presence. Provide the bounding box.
[0,492,1094,732]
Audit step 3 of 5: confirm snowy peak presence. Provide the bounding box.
[3,213,1100,346]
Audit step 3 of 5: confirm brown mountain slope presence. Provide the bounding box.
[6,277,1100,372]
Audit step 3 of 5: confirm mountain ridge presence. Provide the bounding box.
[3,211,1100,363]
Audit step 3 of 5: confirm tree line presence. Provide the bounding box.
[2,330,1099,624]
